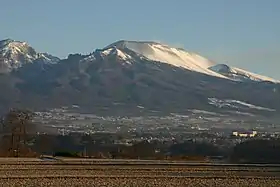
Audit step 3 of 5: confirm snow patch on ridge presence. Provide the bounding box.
[99,46,133,64]
[209,64,279,83]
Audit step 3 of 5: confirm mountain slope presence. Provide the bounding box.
[0,39,279,116]
[0,39,60,73]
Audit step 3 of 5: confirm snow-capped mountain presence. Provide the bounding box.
[1,38,277,83]
[104,40,227,78]
[0,39,279,116]
[0,39,60,73]
[98,40,279,83]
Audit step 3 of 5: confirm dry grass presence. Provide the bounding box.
[0,177,280,187]
[0,160,279,187]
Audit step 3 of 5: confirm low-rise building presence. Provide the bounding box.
[232,130,257,138]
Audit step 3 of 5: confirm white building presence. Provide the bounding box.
[232,130,257,138]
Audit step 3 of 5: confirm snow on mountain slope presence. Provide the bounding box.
[100,47,132,62]
[209,64,279,83]
[208,98,276,112]
[0,39,60,73]
[105,40,228,79]
[103,40,279,83]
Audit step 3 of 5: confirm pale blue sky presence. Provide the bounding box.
[1,0,279,79]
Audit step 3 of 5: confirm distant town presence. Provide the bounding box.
[33,105,280,150]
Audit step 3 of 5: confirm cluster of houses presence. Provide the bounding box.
[232,130,257,138]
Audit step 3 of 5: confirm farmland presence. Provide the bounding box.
[0,158,280,186]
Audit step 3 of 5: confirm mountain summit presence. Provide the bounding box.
[101,40,279,83]
[0,39,60,73]
[104,40,226,78]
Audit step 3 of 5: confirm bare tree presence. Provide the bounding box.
[0,109,37,157]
